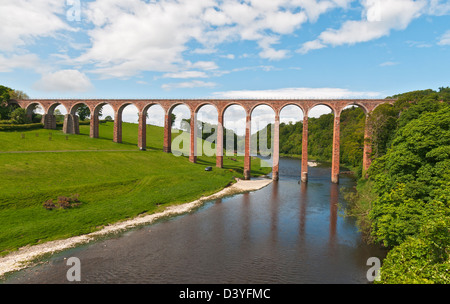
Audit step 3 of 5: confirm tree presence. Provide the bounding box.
[9,90,29,100]
[171,113,176,127]
[77,104,90,121]
[10,107,29,124]
[0,85,12,120]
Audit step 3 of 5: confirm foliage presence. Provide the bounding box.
[262,106,366,169]
[344,88,450,283]
[0,122,270,255]
[9,89,29,100]
[10,107,29,124]
[77,104,91,121]
[0,123,43,131]
[0,85,12,120]
[369,87,450,160]
[366,103,450,283]
[378,218,450,284]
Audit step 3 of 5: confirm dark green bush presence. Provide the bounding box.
[0,123,43,131]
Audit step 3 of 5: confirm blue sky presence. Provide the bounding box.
[1,0,449,126]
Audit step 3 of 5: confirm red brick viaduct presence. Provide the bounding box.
[11,98,395,183]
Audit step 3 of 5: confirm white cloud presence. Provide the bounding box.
[162,80,217,91]
[299,0,426,53]
[438,30,450,45]
[162,71,209,79]
[0,0,71,52]
[259,48,290,60]
[74,0,315,78]
[379,61,399,66]
[428,0,450,16]
[33,70,94,93]
[0,54,40,72]
[212,87,382,99]
[297,40,326,54]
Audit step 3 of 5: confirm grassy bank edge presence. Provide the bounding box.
[0,178,272,279]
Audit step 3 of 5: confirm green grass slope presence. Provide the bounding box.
[0,122,270,255]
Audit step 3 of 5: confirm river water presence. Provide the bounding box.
[3,158,385,284]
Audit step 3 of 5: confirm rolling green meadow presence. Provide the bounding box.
[0,122,270,256]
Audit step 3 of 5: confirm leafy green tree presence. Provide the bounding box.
[10,107,29,124]
[77,104,91,121]
[0,85,12,120]
[368,106,450,248]
[9,89,29,100]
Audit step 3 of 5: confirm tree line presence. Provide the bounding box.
[351,87,450,283]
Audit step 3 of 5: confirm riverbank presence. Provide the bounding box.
[0,178,272,278]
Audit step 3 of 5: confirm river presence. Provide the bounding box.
[2,158,386,284]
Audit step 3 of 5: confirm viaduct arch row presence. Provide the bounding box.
[11,98,395,183]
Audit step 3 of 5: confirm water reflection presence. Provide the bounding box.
[3,158,386,284]
[299,181,307,243]
[329,183,339,249]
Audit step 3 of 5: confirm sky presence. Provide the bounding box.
[1,0,449,130]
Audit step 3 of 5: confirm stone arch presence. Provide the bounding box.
[250,104,277,179]
[250,104,275,155]
[142,102,164,120]
[64,102,91,135]
[25,102,44,118]
[168,103,192,158]
[69,102,91,117]
[279,103,306,118]
[43,102,68,130]
[89,102,112,139]
[194,102,219,115]
[112,102,140,144]
[342,101,369,115]
[222,103,248,177]
[279,104,305,161]
[47,102,68,116]
[308,102,336,117]
[195,103,220,159]
[137,102,165,151]
[167,102,194,117]
[249,102,276,117]
[220,102,248,119]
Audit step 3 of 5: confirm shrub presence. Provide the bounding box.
[43,194,82,210]
[10,107,28,124]
[0,123,43,131]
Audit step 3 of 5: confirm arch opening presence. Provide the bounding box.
[113,103,139,145]
[196,104,219,158]
[223,104,246,158]
[279,105,304,157]
[140,103,165,151]
[26,103,44,124]
[250,105,275,170]
[339,105,367,176]
[170,104,191,157]
[86,103,114,139]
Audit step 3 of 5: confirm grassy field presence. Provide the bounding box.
[0,122,270,255]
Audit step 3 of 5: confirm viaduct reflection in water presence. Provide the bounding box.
[3,158,385,284]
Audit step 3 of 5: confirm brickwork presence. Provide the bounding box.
[11,98,394,182]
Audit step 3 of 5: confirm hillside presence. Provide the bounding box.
[0,122,270,255]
